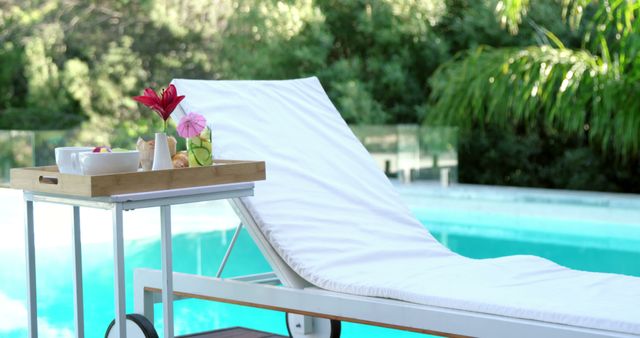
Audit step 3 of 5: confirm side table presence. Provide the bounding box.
[22,183,255,338]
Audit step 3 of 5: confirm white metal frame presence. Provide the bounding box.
[22,183,255,338]
[134,198,639,338]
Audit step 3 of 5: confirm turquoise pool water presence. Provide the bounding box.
[0,184,639,338]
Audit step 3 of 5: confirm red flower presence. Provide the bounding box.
[133,84,185,122]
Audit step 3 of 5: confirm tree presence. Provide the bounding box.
[1,0,449,129]
[428,0,640,161]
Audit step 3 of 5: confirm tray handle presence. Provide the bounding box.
[38,175,59,185]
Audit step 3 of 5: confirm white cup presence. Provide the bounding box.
[55,147,94,174]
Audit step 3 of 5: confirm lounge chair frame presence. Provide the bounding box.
[133,198,636,338]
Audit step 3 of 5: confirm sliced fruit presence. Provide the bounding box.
[188,146,211,166]
[189,136,203,147]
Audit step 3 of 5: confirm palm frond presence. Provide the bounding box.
[497,0,592,34]
[495,0,530,34]
[428,45,639,159]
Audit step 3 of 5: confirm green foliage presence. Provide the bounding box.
[429,0,640,161]
[0,42,25,109]
[0,3,85,129]
[495,0,531,34]
[217,0,331,79]
[429,46,604,139]
[1,0,448,129]
[496,0,591,33]
[459,125,640,192]
[315,0,448,123]
[0,107,84,130]
[438,0,583,55]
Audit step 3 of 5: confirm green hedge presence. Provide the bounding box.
[459,125,640,193]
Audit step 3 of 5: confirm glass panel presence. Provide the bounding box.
[1,125,458,186]
[349,124,458,184]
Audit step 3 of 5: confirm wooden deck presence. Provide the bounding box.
[178,327,286,338]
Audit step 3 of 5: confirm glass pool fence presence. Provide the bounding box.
[0,125,458,186]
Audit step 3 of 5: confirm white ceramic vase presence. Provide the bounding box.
[152,132,173,170]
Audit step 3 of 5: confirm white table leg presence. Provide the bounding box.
[24,199,38,338]
[112,203,127,338]
[72,206,84,338]
[160,205,174,338]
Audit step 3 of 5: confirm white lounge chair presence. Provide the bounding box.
[134,77,640,338]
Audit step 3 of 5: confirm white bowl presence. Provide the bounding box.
[79,151,140,175]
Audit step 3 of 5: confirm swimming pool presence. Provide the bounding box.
[1,183,639,338]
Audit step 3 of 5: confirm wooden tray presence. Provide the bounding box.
[10,160,265,197]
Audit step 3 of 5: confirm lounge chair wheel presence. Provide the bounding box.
[104,313,159,338]
[286,313,341,338]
